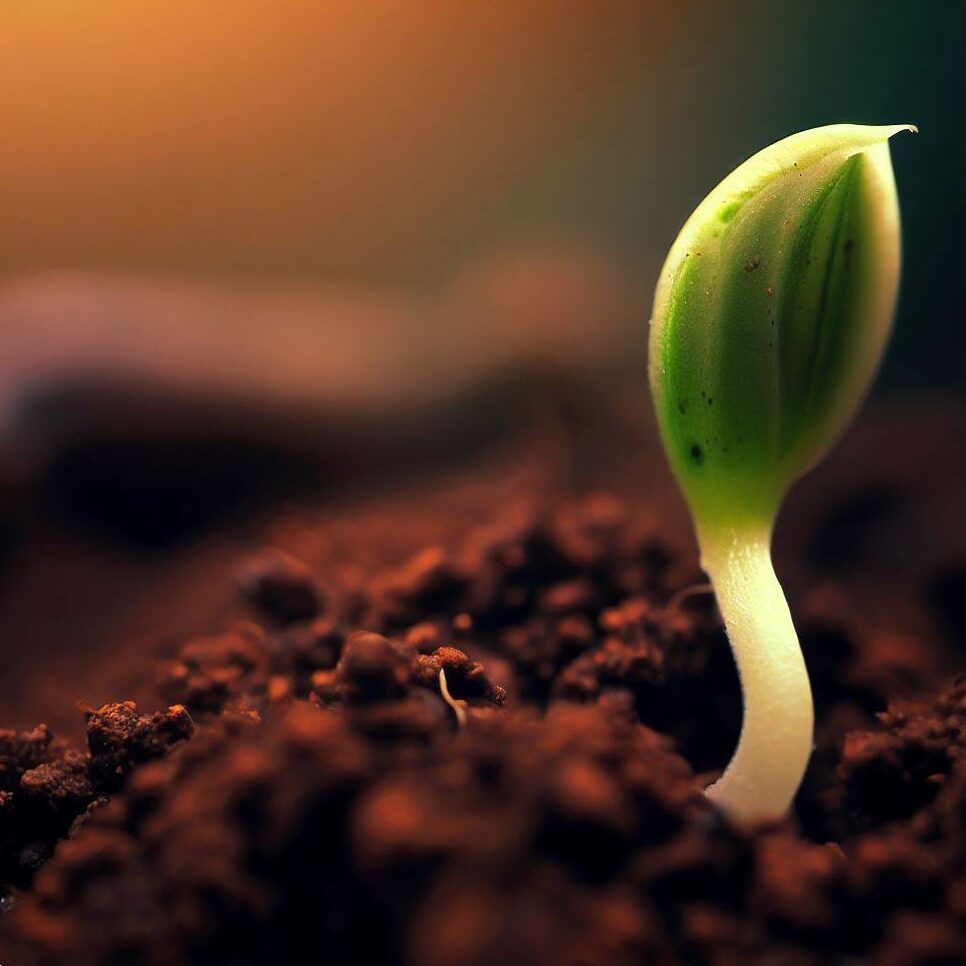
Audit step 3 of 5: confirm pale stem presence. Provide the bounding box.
[438,668,468,728]
[696,521,813,821]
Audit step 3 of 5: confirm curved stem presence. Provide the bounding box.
[696,521,813,821]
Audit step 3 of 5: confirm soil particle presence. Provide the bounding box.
[838,676,966,831]
[162,625,272,714]
[337,629,412,704]
[0,702,192,900]
[85,701,194,788]
[237,549,322,624]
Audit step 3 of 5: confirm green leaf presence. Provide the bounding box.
[649,124,914,529]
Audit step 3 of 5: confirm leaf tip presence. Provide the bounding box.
[886,122,918,137]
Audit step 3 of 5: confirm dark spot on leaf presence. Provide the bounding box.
[690,444,704,465]
[744,254,761,272]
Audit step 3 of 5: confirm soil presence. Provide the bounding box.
[0,386,963,965]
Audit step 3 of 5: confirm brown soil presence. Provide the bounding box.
[0,390,963,965]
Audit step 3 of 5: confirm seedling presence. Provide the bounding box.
[649,124,914,821]
[439,668,468,727]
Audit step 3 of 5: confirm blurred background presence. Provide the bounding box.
[0,1,963,728]
[2,2,963,396]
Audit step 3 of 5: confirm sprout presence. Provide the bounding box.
[439,668,468,727]
[649,124,915,821]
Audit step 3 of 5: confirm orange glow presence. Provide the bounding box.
[0,2,677,281]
